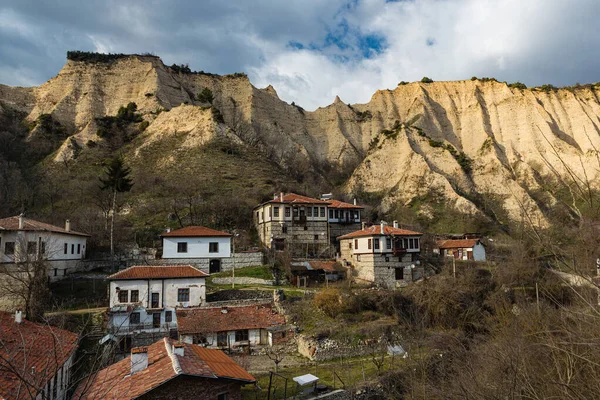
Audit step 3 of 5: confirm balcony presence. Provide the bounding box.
[108,322,177,335]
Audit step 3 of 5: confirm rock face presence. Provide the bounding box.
[2,55,600,224]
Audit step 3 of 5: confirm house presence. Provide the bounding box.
[74,338,255,400]
[0,311,79,400]
[0,215,89,279]
[253,192,364,256]
[290,260,346,286]
[338,221,424,289]
[435,238,486,261]
[106,265,208,349]
[177,303,288,349]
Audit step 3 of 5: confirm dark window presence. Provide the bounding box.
[386,238,392,249]
[54,268,58,277]
[130,290,139,302]
[303,226,307,231]
[374,238,380,250]
[293,207,299,217]
[63,269,67,276]
[152,313,160,328]
[395,268,404,280]
[335,210,339,218]
[320,207,325,217]
[368,239,372,249]
[64,243,67,254]
[273,207,279,217]
[118,290,129,303]
[71,244,74,254]
[27,242,37,255]
[177,242,188,253]
[209,242,219,253]
[285,207,291,217]
[314,207,319,216]
[218,393,228,400]
[269,207,272,217]
[385,256,390,262]
[165,311,172,322]
[41,242,46,254]
[314,235,319,240]
[77,243,81,254]
[178,288,190,302]
[409,238,414,249]
[403,238,409,249]
[349,242,353,249]
[415,238,420,249]
[151,292,160,308]
[329,209,334,219]
[130,312,140,324]
[282,225,288,234]
[307,207,312,217]
[354,211,359,219]
[5,242,15,255]
[235,329,249,342]
[354,239,358,249]
[217,332,228,347]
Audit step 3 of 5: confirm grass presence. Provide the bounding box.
[50,276,108,310]
[210,265,274,280]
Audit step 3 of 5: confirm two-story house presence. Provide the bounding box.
[0,215,89,280]
[106,265,208,349]
[326,198,364,246]
[338,221,423,289]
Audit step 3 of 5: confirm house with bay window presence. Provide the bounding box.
[338,221,424,289]
[105,265,208,350]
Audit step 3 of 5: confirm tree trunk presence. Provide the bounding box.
[111,189,116,272]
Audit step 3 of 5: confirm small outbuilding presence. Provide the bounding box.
[435,238,486,261]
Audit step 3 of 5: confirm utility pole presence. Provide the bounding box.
[232,232,239,289]
[452,256,456,279]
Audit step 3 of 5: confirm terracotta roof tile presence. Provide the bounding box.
[177,303,285,335]
[161,226,232,237]
[261,193,330,206]
[108,265,208,280]
[0,312,79,400]
[0,216,90,237]
[74,339,254,399]
[326,199,364,209]
[436,239,481,249]
[338,225,422,240]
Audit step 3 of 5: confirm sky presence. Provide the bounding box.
[1,0,600,111]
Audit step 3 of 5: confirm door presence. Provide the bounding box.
[467,251,473,260]
[153,313,161,329]
[209,259,221,273]
[151,292,159,308]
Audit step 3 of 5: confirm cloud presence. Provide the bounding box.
[1,0,600,109]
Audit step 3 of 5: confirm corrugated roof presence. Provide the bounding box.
[338,225,422,240]
[107,265,208,280]
[436,239,481,249]
[161,226,232,237]
[0,216,90,237]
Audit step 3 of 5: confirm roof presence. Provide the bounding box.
[0,312,79,400]
[257,193,330,208]
[161,226,232,238]
[0,216,90,237]
[108,265,209,280]
[177,303,285,335]
[74,338,254,400]
[325,199,364,209]
[338,225,422,240]
[436,239,481,249]
[291,260,344,273]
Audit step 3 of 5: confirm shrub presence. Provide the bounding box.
[479,77,497,83]
[398,81,409,85]
[355,110,373,122]
[116,102,143,123]
[539,84,558,92]
[211,106,225,123]
[428,138,444,148]
[313,289,345,318]
[197,88,214,104]
[86,140,97,148]
[144,93,154,97]
[66,50,135,63]
[421,77,433,83]
[139,120,149,132]
[508,82,527,90]
[471,76,478,81]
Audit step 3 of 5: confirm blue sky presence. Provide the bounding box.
[1,0,600,110]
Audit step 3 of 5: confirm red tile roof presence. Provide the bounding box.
[74,338,255,399]
[0,312,79,400]
[177,303,285,335]
[0,216,90,237]
[338,225,422,240]
[161,226,232,237]
[108,265,208,280]
[260,193,330,207]
[437,239,481,249]
[326,199,364,209]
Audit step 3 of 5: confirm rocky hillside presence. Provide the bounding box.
[2,53,600,231]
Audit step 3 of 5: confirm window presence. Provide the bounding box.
[303,226,307,231]
[217,332,228,347]
[63,269,67,276]
[269,207,272,217]
[374,238,380,250]
[5,242,15,255]
[395,268,404,280]
[282,225,288,234]
[130,312,140,324]
[54,268,58,277]
[27,242,37,255]
[409,238,414,249]
[348,242,353,249]
[356,254,361,261]
[354,239,358,249]
[385,256,390,262]
[151,292,160,308]
[273,207,279,217]
[403,238,409,249]
[177,242,188,253]
[209,242,219,253]
[320,207,325,217]
[368,239,372,249]
[314,207,319,217]
[335,210,339,218]
[415,238,420,249]
[77,243,81,254]
[64,243,67,254]
[130,290,139,302]
[386,238,392,249]
[329,209,334,219]
[314,235,319,241]
[285,207,291,217]
[165,311,172,323]
[178,288,190,302]
[118,290,129,303]
[41,242,46,254]
[293,207,298,217]
[71,244,74,254]
[354,211,359,219]
[307,207,312,217]
[235,329,249,342]
[218,393,228,400]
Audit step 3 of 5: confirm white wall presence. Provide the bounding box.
[109,277,206,308]
[256,204,328,223]
[350,236,420,254]
[0,231,87,263]
[162,236,231,259]
[328,209,360,223]
[182,328,264,348]
[473,243,486,261]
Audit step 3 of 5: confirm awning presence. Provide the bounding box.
[293,374,319,386]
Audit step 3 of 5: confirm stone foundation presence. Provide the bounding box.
[149,251,264,274]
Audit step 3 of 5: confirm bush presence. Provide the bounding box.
[355,110,373,122]
[539,84,558,92]
[313,289,345,318]
[86,140,97,148]
[398,81,409,85]
[211,106,225,123]
[116,102,143,123]
[197,88,214,104]
[508,82,527,90]
[139,120,149,132]
[471,76,478,81]
[66,50,135,63]
[421,77,434,83]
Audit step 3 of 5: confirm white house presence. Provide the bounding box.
[106,265,208,345]
[436,238,486,261]
[0,215,89,279]
[161,226,232,273]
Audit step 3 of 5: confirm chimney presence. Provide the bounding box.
[380,221,385,235]
[280,192,284,202]
[166,227,171,233]
[131,347,148,374]
[173,342,185,356]
[353,198,357,206]
[18,214,24,229]
[393,220,398,228]
[65,219,71,232]
[15,310,22,324]
[361,222,366,230]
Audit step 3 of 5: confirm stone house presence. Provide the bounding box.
[0,311,79,400]
[105,265,208,349]
[75,338,255,400]
[0,215,89,280]
[435,238,486,261]
[177,303,288,349]
[338,221,423,289]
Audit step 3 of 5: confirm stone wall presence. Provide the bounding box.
[148,251,263,274]
[337,251,424,289]
[258,220,329,255]
[297,335,374,361]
